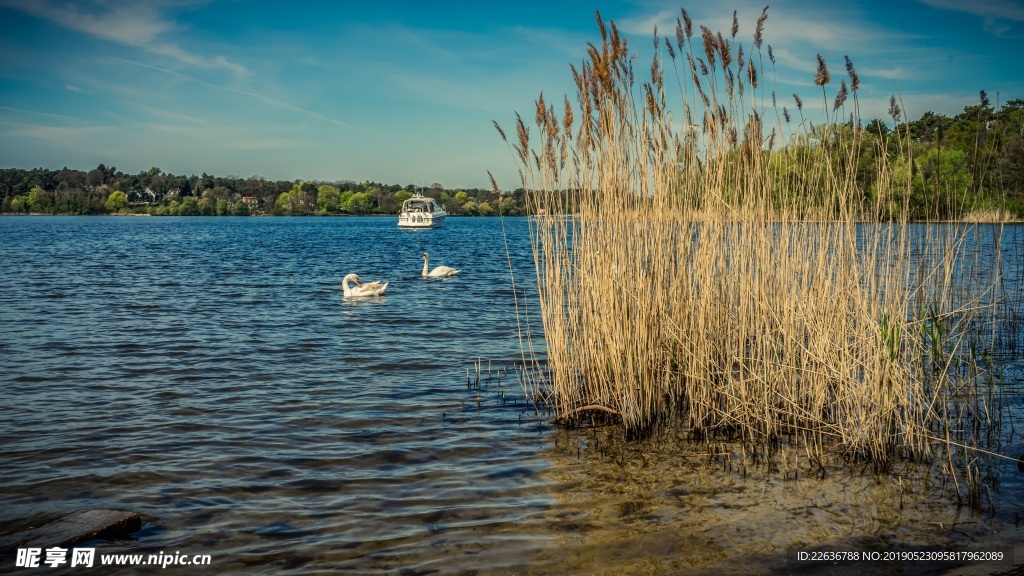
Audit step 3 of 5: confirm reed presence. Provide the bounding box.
[960,206,1018,223]
[497,8,1017,503]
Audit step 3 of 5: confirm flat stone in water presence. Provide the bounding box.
[2,510,141,550]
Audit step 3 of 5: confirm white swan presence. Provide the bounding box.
[422,252,460,278]
[342,273,388,297]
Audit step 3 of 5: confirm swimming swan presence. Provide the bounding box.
[422,252,460,278]
[342,273,388,297]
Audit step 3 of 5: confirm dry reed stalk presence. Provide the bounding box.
[497,7,1014,504]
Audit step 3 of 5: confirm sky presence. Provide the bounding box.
[1,0,1022,190]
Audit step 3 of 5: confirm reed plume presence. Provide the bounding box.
[493,120,507,142]
[700,26,717,67]
[717,31,732,70]
[754,6,768,48]
[844,55,859,91]
[814,54,830,86]
[833,79,848,111]
[889,95,902,122]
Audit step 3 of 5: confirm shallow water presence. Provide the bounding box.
[1,216,1022,575]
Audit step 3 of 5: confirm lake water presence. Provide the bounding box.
[1,216,1022,575]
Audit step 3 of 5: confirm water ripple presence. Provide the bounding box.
[3,216,1021,575]
[0,215,554,574]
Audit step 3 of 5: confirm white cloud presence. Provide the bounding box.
[918,0,1024,22]
[0,0,248,75]
[111,58,367,132]
[918,0,1024,37]
[128,103,207,125]
[0,120,111,143]
[0,105,88,123]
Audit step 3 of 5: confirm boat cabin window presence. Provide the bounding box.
[407,200,441,212]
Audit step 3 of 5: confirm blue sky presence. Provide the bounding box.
[1,0,1022,190]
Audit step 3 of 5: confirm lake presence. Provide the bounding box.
[1,216,1022,575]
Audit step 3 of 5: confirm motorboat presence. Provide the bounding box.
[398,192,446,228]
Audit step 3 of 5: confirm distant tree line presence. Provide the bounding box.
[875,95,1024,218]
[2,96,1022,219]
[827,94,1024,219]
[760,94,1024,220]
[0,166,529,217]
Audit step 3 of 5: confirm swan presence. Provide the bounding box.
[342,273,388,297]
[422,252,460,278]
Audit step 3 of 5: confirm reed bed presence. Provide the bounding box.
[960,207,1019,223]
[497,8,1019,503]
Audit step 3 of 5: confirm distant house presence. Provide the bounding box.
[129,187,158,206]
[241,196,260,211]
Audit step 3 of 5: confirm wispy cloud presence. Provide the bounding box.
[616,2,949,93]
[137,121,299,150]
[129,103,207,125]
[0,103,111,144]
[918,0,1024,37]
[230,87,370,133]
[622,2,920,56]
[114,58,369,133]
[0,119,111,143]
[0,0,248,75]
[922,0,1024,20]
[0,105,86,123]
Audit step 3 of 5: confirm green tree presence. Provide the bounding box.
[317,184,341,214]
[345,192,375,214]
[394,190,413,205]
[207,185,231,201]
[28,186,51,213]
[391,190,412,213]
[10,195,28,213]
[198,197,216,216]
[179,197,200,216]
[104,190,128,213]
[274,183,315,215]
[865,118,890,138]
[276,190,298,215]
[911,147,972,218]
[339,190,354,211]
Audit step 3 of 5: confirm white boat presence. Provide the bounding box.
[398,192,446,228]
